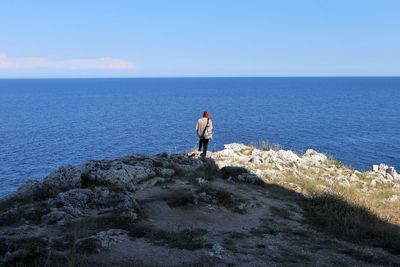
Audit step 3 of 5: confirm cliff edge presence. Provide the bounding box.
[1,144,399,266]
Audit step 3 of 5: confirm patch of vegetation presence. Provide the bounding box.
[249,218,283,236]
[220,166,249,179]
[198,185,246,214]
[169,163,187,177]
[167,193,197,207]
[129,225,208,250]
[153,178,175,186]
[5,237,49,266]
[69,214,133,239]
[239,148,253,156]
[222,238,239,253]
[282,169,400,226]
[304,192,400,254]
[0,186,54,215]
[96,260,162,267]
[329,159,345,169]
[191,159,220,181]
[153,160,164,167]
[270,206,293,220]
[338,246,398,266]
[0,201,50,227]
[80,173,133,192]
[258,140,281,151]
[156,152,169,158]
[228,232,249,239]
[271,249,311,265]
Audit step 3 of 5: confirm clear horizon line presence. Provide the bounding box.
[1,75,400,80]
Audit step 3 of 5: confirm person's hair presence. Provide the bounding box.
[203,111,212,119]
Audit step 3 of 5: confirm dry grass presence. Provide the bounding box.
[191,159,220,180]
[304,192,400,254]
[128,225,208,250]
[197,185,246,214]
[282,168,400,224]
[258,140,282,152]
[279,170,400,254]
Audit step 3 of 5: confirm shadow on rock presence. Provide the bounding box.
[0,152,399,266]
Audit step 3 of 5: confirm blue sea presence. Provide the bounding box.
[0,77,399,197]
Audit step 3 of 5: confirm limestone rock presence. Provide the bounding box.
[43,188,139,225]
[81,160,155,190]
[250,156,264,164]
[155,167,175,177]
[15,179,44,200]
[198,192,215,204]
[42,210,76,225]
[43,165,81,191]
[372,165,379,172]
[386,195,399,202]
[195,177,208,185]
[234,173,260,184]
[49,188,93,210]
[96,229,129,249]
[277,150,301,164]
[387,167,398,179]
[1,143,400,266]
[301,149,328,165]
[371,163,399,180]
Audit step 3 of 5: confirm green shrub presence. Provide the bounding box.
[220,166,248,179]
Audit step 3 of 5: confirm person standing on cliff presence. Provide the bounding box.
[196,111,213,157]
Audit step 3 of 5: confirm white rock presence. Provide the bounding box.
[339,179,350,187]
[277,150,301,163]
[372,165,379,172]
[379,163,388,172]
[349,174,359,182]
[195,177,208,185]
[387,167,398,179]
[250,156,264,164]
[223,143,252,151]
[301,149,327,166]
[386,195,399,202]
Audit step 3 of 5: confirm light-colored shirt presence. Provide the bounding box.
[196,118,213,139]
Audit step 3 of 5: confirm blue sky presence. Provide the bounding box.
[0,1,399,77]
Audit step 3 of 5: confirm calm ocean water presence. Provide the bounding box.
[0,77,399,197]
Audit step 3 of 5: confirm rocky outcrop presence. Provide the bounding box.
[0,144,399,266]
[371,163,399,180]
[42,187,139,225]
[209,143,399,191]
[74,229,129,253]
[43,165,82,192]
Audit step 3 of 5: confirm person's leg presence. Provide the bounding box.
[198,139,203,152]
[202,139,209,157]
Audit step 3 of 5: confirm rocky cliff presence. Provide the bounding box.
[0,144,399,266]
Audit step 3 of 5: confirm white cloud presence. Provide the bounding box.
[0,53,135,70]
